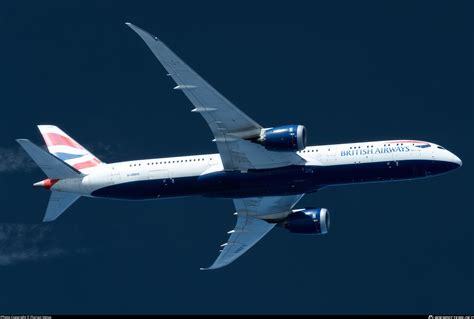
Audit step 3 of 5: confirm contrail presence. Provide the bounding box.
[0,223,62,265]
[0,146,36,173]
[0,223,91,266]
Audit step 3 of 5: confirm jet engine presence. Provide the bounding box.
[254,124,307,151]
[280,208,330,235]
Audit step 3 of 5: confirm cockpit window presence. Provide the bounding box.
[437,146,445,150]
[415,144,431,148]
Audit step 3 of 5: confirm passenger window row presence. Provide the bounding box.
[129,157,211,167]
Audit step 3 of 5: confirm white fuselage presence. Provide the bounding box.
[50,140,462,199]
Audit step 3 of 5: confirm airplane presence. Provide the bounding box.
[16,23,462,270]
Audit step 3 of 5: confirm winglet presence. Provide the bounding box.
[199,264,221,271]
[199,266,220,271]
[125,22,159,41]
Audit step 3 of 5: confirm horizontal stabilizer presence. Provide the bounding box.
[44,191,81,222]
[16,139,83,179]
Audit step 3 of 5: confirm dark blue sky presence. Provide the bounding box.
[0,0,472,314]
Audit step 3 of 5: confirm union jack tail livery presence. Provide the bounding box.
[37,125,104,174]
[16,125,103,222]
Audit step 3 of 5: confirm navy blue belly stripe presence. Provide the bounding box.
[91,160,458,200]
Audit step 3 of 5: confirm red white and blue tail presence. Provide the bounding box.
[37,125,104,174]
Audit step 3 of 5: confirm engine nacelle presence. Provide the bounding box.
[281,208,330,235]
[256,124,307,151]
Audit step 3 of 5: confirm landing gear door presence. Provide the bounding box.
[149,169,173,191]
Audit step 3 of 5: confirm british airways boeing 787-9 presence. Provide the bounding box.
[17,23,462,270]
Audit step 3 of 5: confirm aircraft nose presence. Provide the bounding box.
[451,152,462,167]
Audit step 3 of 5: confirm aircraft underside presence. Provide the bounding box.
[91,159,458,200]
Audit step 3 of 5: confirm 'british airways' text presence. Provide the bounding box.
[341,146,410,156]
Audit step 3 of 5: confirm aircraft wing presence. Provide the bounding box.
[126,23,304,171]
[201,194,305,270]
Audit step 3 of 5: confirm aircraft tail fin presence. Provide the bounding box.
[37,125,104,174]
[16,139,83,222]
[43,191,81,222]
[16,139,83,179]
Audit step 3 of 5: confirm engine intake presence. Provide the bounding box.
[255,124,307,151]
[281,208,330,235]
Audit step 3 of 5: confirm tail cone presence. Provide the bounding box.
[33,178,59,190]
[33,181,44,188]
